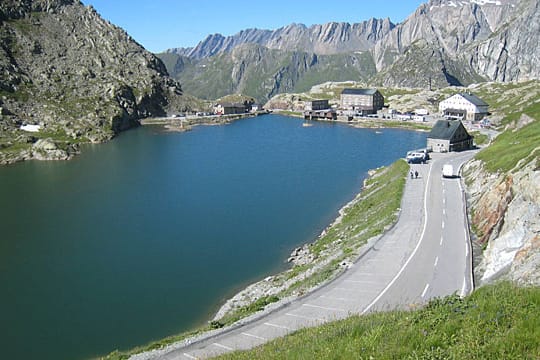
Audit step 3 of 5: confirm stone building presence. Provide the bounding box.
[213,103,247,115]
[340,88,384,115]
[427,120,474,152]
[304,99,330,111]
[438,93,489,121]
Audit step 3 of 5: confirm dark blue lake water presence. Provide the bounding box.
[0,114,426,359]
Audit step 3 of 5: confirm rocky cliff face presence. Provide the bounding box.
[464,121,540,286]
[0,0,187,163]
[168,19,394,60]
[371,0,539,85]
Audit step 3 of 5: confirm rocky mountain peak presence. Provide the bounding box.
[0,0,191,164]
[171,18,395,60]
[0,0,76,20]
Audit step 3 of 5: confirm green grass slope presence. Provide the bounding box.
[158,46,377,103]
[219,282,540,359]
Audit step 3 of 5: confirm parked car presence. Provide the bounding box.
[407,152,427,164]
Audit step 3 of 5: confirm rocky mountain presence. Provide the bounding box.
[373,0,540,85]
[168,19,395,60]
[0,0,194,164]
[161,0,540,101]
[164,44,376,101]
[161,19,393,101]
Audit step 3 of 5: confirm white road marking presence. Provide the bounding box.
[442,220,445,229]
[362,161,434,314]
[213,343,233,351]
[443,208,446,216]
[285,312,325,321]
[465,242,469,257]
[421,283,430,298]
[434,256,439,267]
[440,236,444,245]
[264,322,292,330]
[183,353,198,360]
[242,332,266,341]
[302,303,346,312]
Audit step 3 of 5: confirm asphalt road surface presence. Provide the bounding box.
[141,150,478,360]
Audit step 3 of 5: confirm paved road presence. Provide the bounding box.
[144,150,477,360]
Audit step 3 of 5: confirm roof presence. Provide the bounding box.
[456,93,488,107]
[341,88,379,95]
[461,93,488,106]
[427,120,470,140]
[305,99,329,103]
[216,102,246,107]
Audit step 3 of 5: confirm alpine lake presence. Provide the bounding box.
[0,114,426,359]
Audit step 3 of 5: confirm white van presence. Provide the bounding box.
[442,164,454,178]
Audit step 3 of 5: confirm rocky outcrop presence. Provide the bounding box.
[287,244,314,266]
[371,0,539,85]
[0,0,192,164]
[464,149,540,286]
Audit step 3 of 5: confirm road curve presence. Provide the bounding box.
[138,150,478,360]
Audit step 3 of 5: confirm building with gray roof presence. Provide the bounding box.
[427,120,474,152]
[438,93,489,121]
[340,88,384,115]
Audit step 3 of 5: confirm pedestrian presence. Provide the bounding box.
[410,171,414,179]
[415,170,418,179]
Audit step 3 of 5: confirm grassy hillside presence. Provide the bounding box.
[157,47,377,103]
[218,282,540,359]
[291,52,376,94]
[476,117,540,173]
[471,81,540,173]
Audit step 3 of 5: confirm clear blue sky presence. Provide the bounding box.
[81,0,426,53]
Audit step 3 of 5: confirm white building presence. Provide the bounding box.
[438,93,489,121]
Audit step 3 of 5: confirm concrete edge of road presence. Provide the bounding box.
[457,157,476,297]
[153,234,390,358]
[149,168,414,358]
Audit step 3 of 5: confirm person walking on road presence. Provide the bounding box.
[414,170,418,179]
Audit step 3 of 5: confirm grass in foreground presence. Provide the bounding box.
[218,282,540,360]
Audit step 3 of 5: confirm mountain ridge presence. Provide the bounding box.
[167,18,395,60]
[160,0,539,102]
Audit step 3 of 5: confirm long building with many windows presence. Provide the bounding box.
[438,93,489,121]
[340,88,384,115]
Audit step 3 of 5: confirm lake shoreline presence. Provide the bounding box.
[124,159,410,360]
[0,112,269,166]
[272,110,432,132]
